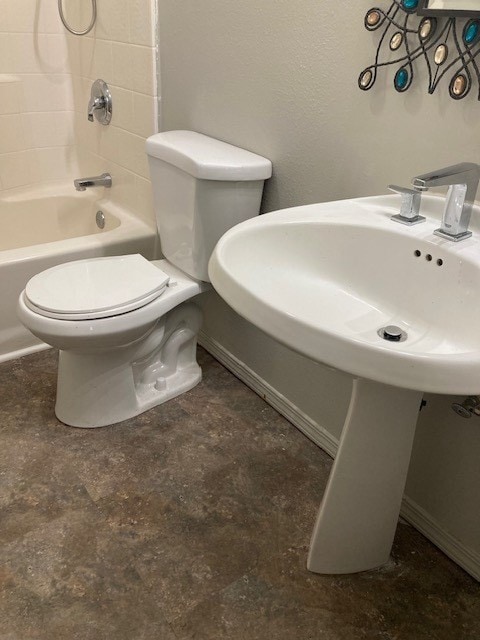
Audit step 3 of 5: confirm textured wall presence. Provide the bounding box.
[157,0,480,569]
[157,1,480,213]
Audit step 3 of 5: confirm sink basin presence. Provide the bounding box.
[209,195,480,396]
[209,194,480,576]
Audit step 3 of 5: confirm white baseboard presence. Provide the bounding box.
[199,331,480,583]
[199,331,338,458]
[400,497,480,582]
[0,341,49,365]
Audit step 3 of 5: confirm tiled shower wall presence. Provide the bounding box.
[0,2,77,190]
[68,0,158,224]
[0,0,157,224]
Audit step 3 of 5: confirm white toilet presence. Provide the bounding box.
[17,131,272,428]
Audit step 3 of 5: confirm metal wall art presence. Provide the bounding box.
[359,0,480,100]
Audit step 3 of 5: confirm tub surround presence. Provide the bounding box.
[68,0,158,225]
[0,0,159,360]
[0,0,158,224]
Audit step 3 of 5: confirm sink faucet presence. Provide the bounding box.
[412,162,480,241]
[388,184,425,226]
[74,173,112,192]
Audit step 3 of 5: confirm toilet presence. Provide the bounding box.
[17,131,272,428]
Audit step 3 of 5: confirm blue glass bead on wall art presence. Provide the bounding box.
[359,2,480,101]
[394,68,410,91]
[464,20,480,46]
[402,0,418,11]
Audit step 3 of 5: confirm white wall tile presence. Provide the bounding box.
[0,150,36,189]
[110,42,134,90]
[0,35,13,73]
[0,78,22,114]
[33,145,78,181]
[110,86,135,131]
[0,0,12,33]
[4,0,37,34]
[0,114,27,153]
[7,34,70,74]
[134,174,155,223]
[131,91,157,138]
[4,0,63,34]
[96,0,130,43]
[22,111,75,148]
[20,74,74,112]
[1,0,157,224]
[129,0,156,47]
[130,45,156,96]
[90,40,113,81]
[115,128,150,178]
[103,160,137,211]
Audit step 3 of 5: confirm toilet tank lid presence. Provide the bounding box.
[145,131,272,181]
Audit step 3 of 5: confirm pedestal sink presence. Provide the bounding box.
[208,194,480,574]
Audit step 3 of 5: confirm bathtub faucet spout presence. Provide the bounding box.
[74,173,112,192]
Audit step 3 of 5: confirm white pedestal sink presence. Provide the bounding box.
[208,194,480,574]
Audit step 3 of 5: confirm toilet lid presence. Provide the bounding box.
[25,254,170,320]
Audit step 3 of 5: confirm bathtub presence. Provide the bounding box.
[0,182,159,363]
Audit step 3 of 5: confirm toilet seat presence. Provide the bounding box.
[24,254,170,320]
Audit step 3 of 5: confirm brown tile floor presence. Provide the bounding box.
[0,347,479,640]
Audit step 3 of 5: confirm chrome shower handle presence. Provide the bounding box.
[87,80,112,125]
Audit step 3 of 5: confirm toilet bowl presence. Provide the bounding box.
[17,131,272,428]
[18,257,209,427]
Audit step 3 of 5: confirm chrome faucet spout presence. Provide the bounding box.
[74,173,112,191]
[412,162,480,241]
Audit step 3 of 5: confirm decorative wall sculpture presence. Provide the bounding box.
[359,0,480,100]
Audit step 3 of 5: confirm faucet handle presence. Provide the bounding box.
[88,96,106,122]
[411,178,429,191]
[388,184,425,226]
[87,79,112,125]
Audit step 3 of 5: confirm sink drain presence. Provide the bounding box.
[377,325,407,342]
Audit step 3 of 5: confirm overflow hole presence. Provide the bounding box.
[414,249,421,257]
[437,258,443,266]
[426,254,433,262]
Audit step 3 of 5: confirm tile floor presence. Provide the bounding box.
[0,347,479,639]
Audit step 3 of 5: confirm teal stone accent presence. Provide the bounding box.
[464,20,480,45]
[394,67,409,91]
[402,0,418,9]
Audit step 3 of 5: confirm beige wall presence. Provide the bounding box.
[157,0,480,575]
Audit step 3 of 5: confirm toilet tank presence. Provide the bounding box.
[146,131,272,282]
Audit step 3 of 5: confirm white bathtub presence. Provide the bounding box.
[0,182,159,363]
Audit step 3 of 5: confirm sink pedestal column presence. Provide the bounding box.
[307,378,423,574]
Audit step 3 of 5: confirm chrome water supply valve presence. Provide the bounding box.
[451,396,480,418]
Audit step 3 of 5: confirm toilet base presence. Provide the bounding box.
[55,302,203,428]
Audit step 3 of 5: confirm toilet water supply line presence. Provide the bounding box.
[58,0,97,36]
